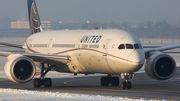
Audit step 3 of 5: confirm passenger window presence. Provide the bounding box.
[118,44,125,49]
[126,44,133,49]
[134,44,140,49]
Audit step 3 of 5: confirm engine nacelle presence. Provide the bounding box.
[4,54,36,83]
[145,52,176,80]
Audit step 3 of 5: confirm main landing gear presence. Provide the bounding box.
[100,73,134,89]
[33,63,56,88]
[101,74,119,86]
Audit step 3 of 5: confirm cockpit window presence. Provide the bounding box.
[139,44,143,49]
[126,44,133,49]
[118,43,142,50]
[134,44,140,49]
[118,44,125,49]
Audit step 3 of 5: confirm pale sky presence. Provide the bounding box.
[1,0,180,24]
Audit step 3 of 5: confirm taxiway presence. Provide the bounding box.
[0,68,180,100]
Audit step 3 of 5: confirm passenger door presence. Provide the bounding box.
[103,39,111,67]
[47,39,53,54]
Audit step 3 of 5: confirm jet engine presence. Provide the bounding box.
[145,52,176,80]
[4,54,36,83]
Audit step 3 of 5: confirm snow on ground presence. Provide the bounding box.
[0,88,160,101]
[0,70,163,101]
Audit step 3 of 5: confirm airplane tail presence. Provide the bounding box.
[27,0,43,35]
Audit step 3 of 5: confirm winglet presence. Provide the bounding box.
[27,0,43,35]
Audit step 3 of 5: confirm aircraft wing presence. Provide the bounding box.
[162,52,180,56]
[143,45,161,48]
[0,42,23,49]
[0,42,71,65]
[145,44,180,54]
[0,52,71,65]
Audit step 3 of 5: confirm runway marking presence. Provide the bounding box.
[64,80,78,86]
[64,78,93,86]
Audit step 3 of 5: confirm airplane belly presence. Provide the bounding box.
[106,56,130,74]
[77,52,114,74]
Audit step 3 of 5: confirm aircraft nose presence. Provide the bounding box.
[127,50,145,71]
[128,50,145,63]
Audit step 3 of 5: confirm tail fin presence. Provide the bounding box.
[27,0,43,35]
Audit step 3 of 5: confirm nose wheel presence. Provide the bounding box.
[121,73,134,89]
[121,81,132,89]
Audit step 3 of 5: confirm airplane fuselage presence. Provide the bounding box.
[25,29,145,74]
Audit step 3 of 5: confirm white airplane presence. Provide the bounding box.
[0,0,179,89]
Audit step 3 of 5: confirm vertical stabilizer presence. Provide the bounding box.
[27,0,43,35]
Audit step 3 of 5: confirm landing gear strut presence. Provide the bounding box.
[121,73,134,89]
[33,63,56,88]
[100,74,119,86]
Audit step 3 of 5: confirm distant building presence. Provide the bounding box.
[11,21,51,29]
[41,21,51,30]
[11,21,29,29]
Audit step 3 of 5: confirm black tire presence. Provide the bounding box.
[33,78,41,88]
[101,77,109,86]
[44,78,52,87]
[127,81,132,89]
[111,77,119,86]
[121,81,126,89]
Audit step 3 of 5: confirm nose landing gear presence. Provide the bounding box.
[121,73,134,89]
[33,63,56,88]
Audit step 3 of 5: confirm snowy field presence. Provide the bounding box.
[0,70,160,101]
[0,69,150,101]
[0,89,158,101]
